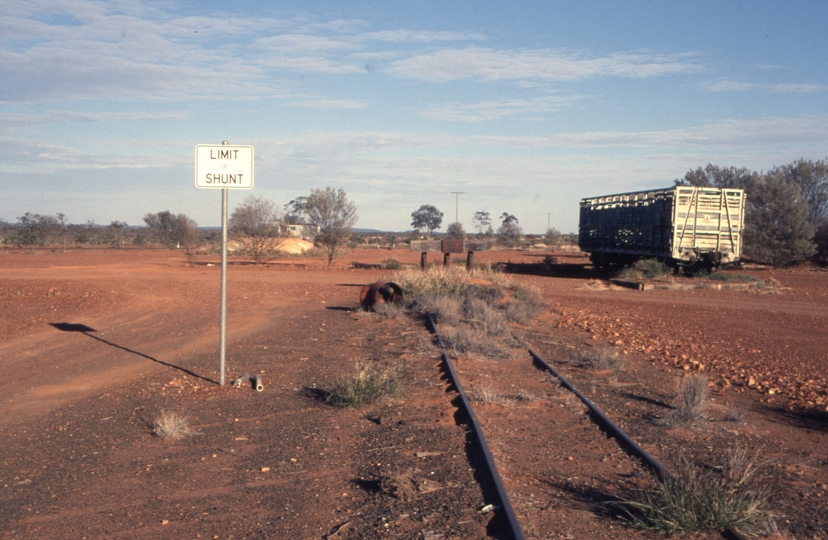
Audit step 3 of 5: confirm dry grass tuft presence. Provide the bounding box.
[660,374,709,427]
[722,404,747,423]
[393,266,474,298]
[614,450,770,534]
[412,292,463,325]
[371,301,405,320]
[503,298,543,324]
[471,386,535,406]
[153,410,197,439]
[570,347,624,371]
[464,298,509,336]
[440,326,512,359]
[616,259,671,280]
[327,361,401,407]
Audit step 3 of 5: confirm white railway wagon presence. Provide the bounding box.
[579,186,746,268]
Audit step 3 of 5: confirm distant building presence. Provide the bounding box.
[284,223,319,240]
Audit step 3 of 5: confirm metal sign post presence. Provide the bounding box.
[195,141,254,385]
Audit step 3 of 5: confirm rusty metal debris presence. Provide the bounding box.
[359,280,403,311]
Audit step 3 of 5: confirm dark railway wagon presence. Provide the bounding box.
[579,186,745,269]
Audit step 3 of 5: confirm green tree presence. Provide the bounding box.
[411,205,443,238]
[497,213,522,246]
[743,175,816,266]
[108,221,128,247]
[143,211,201,262]
[472,211,492,237]
[283,197,309,224]
[676,164,758,191]
[10,213,65,249]
[230,195,283,264]
[143,211,178,246]
[302,187,359,266]
[445,222,466,239]
[772,158,828,227]
[678,160,823,266]
[543,227,563,249]
[815,222,828,262]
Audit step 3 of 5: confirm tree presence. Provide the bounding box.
[411,205,443,238]
[497,213,522,246]
[10,213,64,249]
[743,175,816,267]
[678,160,824,266]
[446,222,466,239]
[676,164,757,191]
[108,221,128,247]
[230,195,283,264]
[302,187,359,266]
[284,197,309,224]
[143,211,201,260]
[543,227,563,249]
[472,211,492,237]
[815,222,828,262]
[772,158,828,227]
[143,211,178,246]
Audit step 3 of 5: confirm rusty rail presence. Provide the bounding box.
[427,314,525,540]
[511,332,752,540]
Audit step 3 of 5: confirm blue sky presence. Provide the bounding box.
[2,1,826,233]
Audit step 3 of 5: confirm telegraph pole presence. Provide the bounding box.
[450,191,464,223]
[545,212,553,230]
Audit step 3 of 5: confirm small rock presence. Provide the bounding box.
[261,467,270,472]
[161,519,169,525]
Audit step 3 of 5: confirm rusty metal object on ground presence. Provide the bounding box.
[359,280,404,311]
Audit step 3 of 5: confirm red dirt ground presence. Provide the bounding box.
[1,246,826,539]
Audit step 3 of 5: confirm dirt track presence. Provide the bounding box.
[1,246,827,539]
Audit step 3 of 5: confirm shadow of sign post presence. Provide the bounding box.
[49,322,216,384]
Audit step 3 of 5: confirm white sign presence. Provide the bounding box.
[195,144,254,189]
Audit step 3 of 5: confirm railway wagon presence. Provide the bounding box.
[579,186,746,269]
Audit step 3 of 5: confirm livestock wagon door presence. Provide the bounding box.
[671,187,745,264]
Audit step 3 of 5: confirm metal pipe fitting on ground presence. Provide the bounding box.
[232,373,250,388]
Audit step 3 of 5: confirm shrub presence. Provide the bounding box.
[617,259,670,280]
[440,326,512,359]
[382,258,402,270]
[393,266,472,298]
[503,299,542,324]
[570,347,624,371]
[372,301,405,320]
[692,268,710,279]
[153,410,197,439]
[614,451,770,534]
[412,292,462,326]
[327,361,400,407]
[464,298,509,336]
[661,374,709,427]
[722,404,747,423]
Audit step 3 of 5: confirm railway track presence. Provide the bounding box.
[425,313,751,540]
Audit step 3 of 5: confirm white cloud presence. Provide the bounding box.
[705,80,824,94]
[385,47,701,82]
[771,83,825,93]
[288,98,370,109]
[467,115,828,149]
[420,95,582,122]
[355,29,485,43]
[704,79,757,92]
